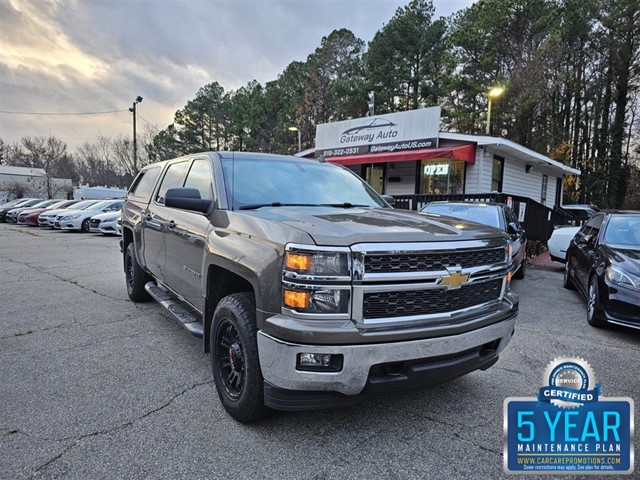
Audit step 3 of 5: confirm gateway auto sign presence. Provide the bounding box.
[315,107,440,158]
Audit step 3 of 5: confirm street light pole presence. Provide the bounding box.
[129,95,143,168]
[486,86,504,135]
[288,126,301,152]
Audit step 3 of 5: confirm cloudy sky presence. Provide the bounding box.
[0,0,473,150]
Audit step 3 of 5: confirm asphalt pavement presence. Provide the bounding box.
[0,224,638,479]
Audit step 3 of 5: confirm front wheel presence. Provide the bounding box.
[81,218,91,233]
[211,292,269,423]
[563,257,574,290]
[587,276,606,328]
[124,243,151,302]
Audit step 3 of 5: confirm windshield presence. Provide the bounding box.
[421,203,502,228]
[603,215,640,247]
[222,157,386,210]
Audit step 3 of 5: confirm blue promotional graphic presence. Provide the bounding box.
[504,357,634,474]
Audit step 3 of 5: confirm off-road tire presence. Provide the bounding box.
[211,292,270,423]
[125,243,152,302]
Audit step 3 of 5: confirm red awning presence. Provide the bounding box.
[325,144,476,165]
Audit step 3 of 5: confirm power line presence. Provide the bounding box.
[0,109,128,116]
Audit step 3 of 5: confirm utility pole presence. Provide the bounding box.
[129,96,143,169]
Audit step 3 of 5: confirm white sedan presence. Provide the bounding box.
[38,200,103,227]
[547,225,580,262]
[56,200,124,232]
[88,212,121,235]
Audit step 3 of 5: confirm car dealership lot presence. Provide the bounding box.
[1,224,638,479]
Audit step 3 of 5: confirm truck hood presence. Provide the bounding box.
[243,207,507,246]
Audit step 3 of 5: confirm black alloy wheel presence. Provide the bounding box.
[215,319,245,399]
[81,218,91,233]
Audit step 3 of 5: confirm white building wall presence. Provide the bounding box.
[464,161,479,194]
[479,151,494,192]
[502,161,541,200]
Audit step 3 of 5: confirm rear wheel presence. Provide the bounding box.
[124,243,151,302]
[211,292,269,423]
[587,276,606,328]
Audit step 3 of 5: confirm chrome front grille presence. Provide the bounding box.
[364,248,505,274]
[351,239,510,329]
[363,278,503,320]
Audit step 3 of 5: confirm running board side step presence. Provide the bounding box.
[145,282,204,338]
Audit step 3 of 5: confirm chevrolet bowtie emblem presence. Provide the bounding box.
[440,271,469,289]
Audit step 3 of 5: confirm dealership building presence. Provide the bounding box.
[308,107,580,212]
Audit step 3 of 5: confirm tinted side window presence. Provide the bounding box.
[183,159,214,201]
[580,214,604,238]
[156,161,188,204]
[129,166,161,200]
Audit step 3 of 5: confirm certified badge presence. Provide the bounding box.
[540,357,599,408]
[504,356,634,475]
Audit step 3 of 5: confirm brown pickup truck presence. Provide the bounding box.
[122,152,518,422]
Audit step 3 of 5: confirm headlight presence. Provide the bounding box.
[284,251,349,277]
[63,214,81,220]
[606,265,640,291]
[283,245,351,316]
[101,216,118,223]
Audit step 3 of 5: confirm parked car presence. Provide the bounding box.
[39,200,103,228]
[18,200,80,226]
[5,199,59,223]
[15,199,68,224]
[420,201,527,279]
[564,211,640,329]
[0,198,41,222]
[547,225,581,262]
[57,199,124,232]
[89,211,121,235]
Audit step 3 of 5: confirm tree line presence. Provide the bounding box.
[1,0,638,208]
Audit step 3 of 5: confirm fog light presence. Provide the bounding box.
[297,353,343,372]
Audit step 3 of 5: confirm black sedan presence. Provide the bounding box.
[564,211,640,328]
[420,201,527,279]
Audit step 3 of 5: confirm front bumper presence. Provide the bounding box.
[603,280,640,328]
[258,312,516,406]
[60,218,83,230]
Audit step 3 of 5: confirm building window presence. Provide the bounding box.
[492,156,504,192]
[364,164,385,194]
[418,158,465,195]
[541,175,548,205]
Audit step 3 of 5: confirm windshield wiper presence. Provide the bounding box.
[239,203,324,210]
[319,203,371,208]
[239,202,372,210]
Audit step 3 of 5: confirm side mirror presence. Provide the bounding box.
[507,222,520,235]
[165,188,212,213]
[381,194,395,207]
